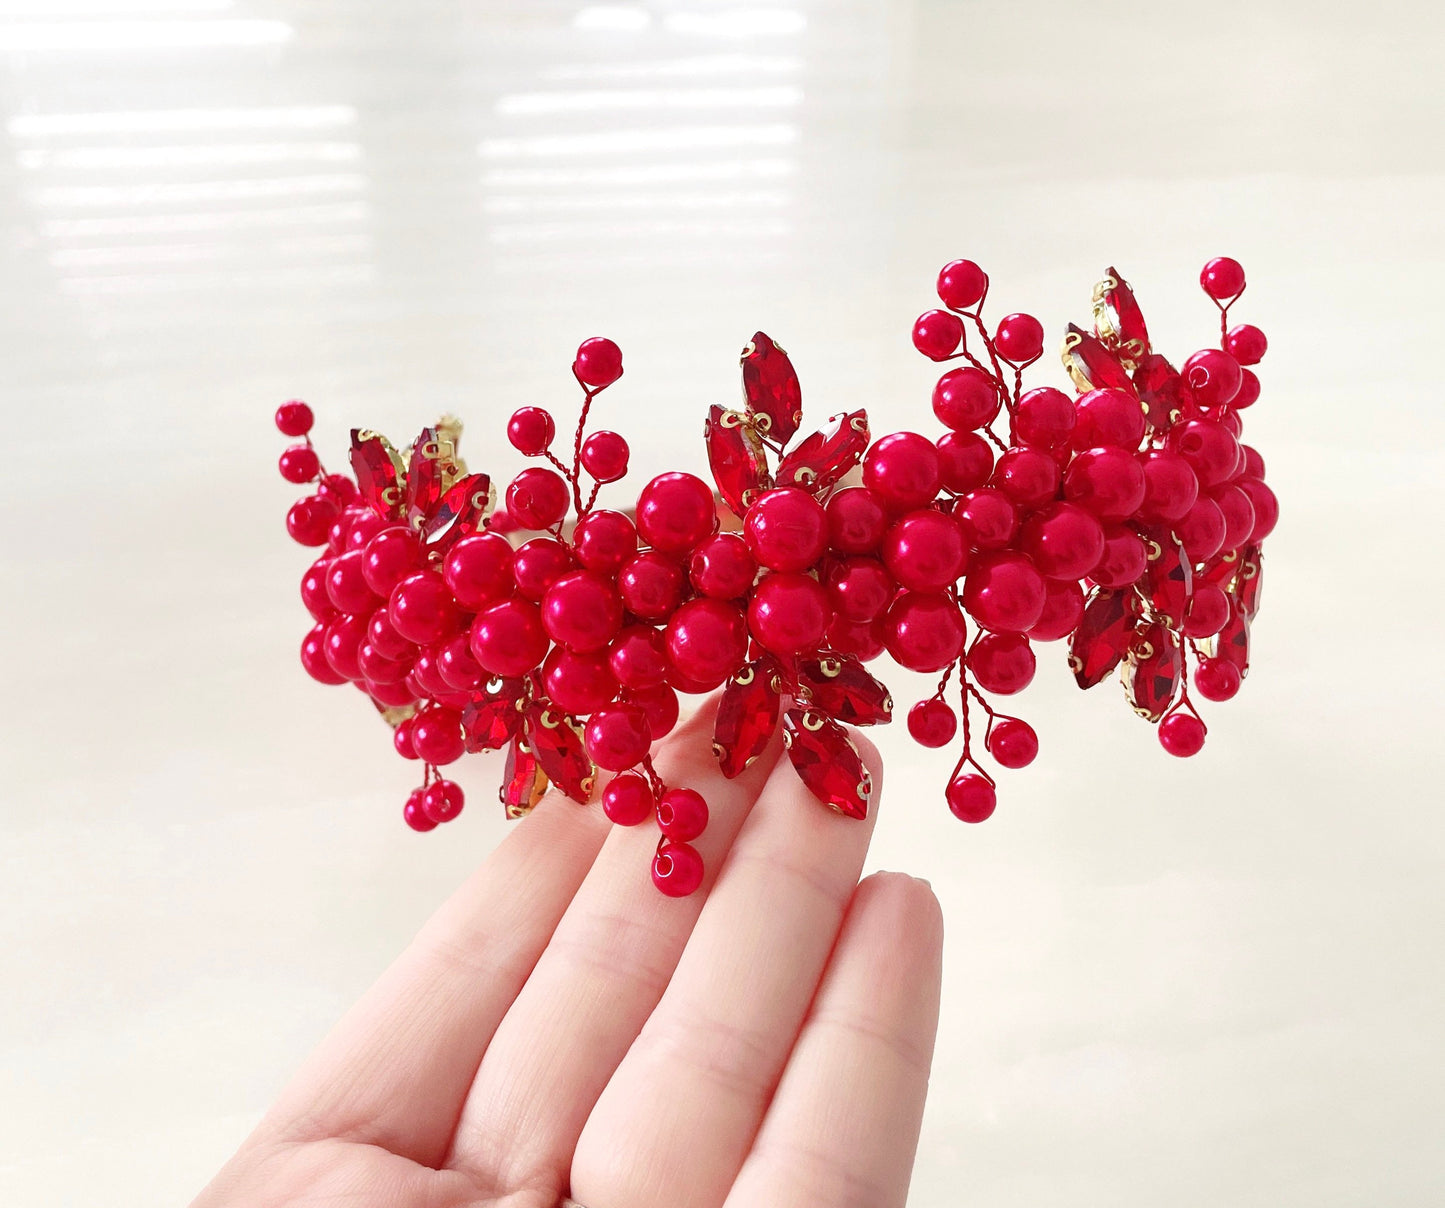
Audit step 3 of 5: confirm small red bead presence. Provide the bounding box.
[1225,323,1267,366]
[1073,388,1146,451]
[279,443,319,484]
[609,625,669,690]
[1238,478,1278,542]
[747,571,830,655]
[570,509,636,575]
[584,703,652,771]
[689,533,757,599]
[826,615,887,662]
[932,367,1000,431]
[657,788,709,841]
[954,488,1018,551]
[544,646,619,714]
[665,598,748,689]
[403,788,437,832]
[581,430,630,482]
[947,774,996,822]
[913,309,965,360]
[862,432,941,513]
[628,682,680,738]
[1014,387,1076,449]
[512,537,575,601]
[412,706,465,765]
[936,430,994,493]
[470,598,548,677]
[1212,484,1256,551]
[437,633,485,690]
[882,509,965,593]
[301,622,347,684]
[1167,419,1241,490]
[1232,368,1261,410]
[1195,657,1242,701]
[1027,579,1085,642]
[442,532,514,610]
[652,840,704,897]
[422,779,465,823]
[1063,447,1147,521]
[507,406,555,456]
[363,527,424,598]
[883,591,966,672]
[367,609,413,661]
[991,447,1060,508]
[636,471,717,554]
[1176,496,1227,561]
[1241,445,1266,480]
[987,718,1038,769]
[287,494,340,547]
[907,698,957,747]
[1181,349,1243,408]
[994,313,1044,363]
[506,466,570,530]
[602,772,655,826]
[618,551,686,621]
[322,612,368,681]
[574,336,624,388]
[1159,712,1206,757]
[409,646,452,698]
[827,555,897,622]
[393,716,419,760]
[743,487,827,572]
[1182,582,1230,639]
[1138,450,1200,524]
[1020,501,1104,581]
[358,640,410,685]
[962,552,1047,634]
[1092,524,1148,589]
[388,571,459,646]
[301,557,337,622]
[275,399,314,437]
[937,258,988,310]
[825,486,888,554]
[543,569,623,652]
[325,548,378,615]
[968,632,1036,695]
[344,510,388,552]
[1200,256,1245,300]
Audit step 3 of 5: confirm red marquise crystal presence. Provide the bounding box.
[462,679,525,752]
[1210,600,1252,678]
[1196,548,1243,592]
[425,472,495,549]
[404,427,456,529]
[1092,267,1150,368]
[775,409,870,495]
[501,735,548,819]
[796,652,892,727]
[1069,587,1135,689]
[705,405,771,518]
[350,430,405,520]
[525,703,596,802]
[713,655,781,778]
[741,331,803,444]
[782,706,872,819]
[1235,544,1263,620]
[1132,353,1188,432]
[1124,622,1182,722]
[1061,323,1136,394]
[1143,531,1193,629]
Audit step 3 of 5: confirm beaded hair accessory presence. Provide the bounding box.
[273,256,1277,896]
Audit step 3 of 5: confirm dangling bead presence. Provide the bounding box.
[652,840,705,897]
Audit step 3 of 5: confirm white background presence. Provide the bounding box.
[2,2,1442,1205]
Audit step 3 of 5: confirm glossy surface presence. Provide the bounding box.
[2,4,1441,1207]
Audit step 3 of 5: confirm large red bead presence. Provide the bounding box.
[1238,478,1278,542]
[689,533,757,599]
[628,682,680,738]
[994,313,1044,363]
[1073,388,1146,450]
[1168,419,1241,489]
[826,555,896,622]
[440,532,514,610]
[987,718,1038,769]
[747,571,830,655]
[1180,349,1243,409]
[279,443,320,484]
[953,488,1018,551]
[665,598,748,690]
[1159,712,1206,757]
[967,632,1036,695]
[743,487,828,572]
[301,557,337,623]
[1020,501,1104,581]
[882,509,965,593]
[358,640,410,685]
[609,625,669,689]
[1176,496,1227,562]
[584,703,652,771]
[936,430,994,493]
[421,779,465,824]
[506,466,570,530]
[602,773,654,826]
[543,646,619,714]
[962,552,1046,634]
[572,509,637,575]
[714,656,782,777]
[937,258,988,310]
[364,526,425,598]
[1200,256,1245,300]
[275,399,313,436]
[932,367,1000,431]
[574,336,623,388]
[1226,323,1267,366]
[512,537,575,601]
[636,471,717,555]
[1212,484,1257,552]
[883,591,966,672]
[1027,579,1085,642]
[913,308,965,360]
[618,551,686,621]
[412,705,465,765]
[657,788,709,841]
[825,486,888,554]
[947,774,996,822]
[287,494,340,547]
[1182,581,1230,639]
[782,707,872,819]
[1014,387,1075,449]
[826,615,887,662]
[862,432,941,513]
[326,549,378,616]
[907,698,956,747]
[470,598,548,677]
[388,571,459,646]
[1092,524,1149,589]
[507,406,554,455]
[1194,657,1241,701]
[652,840,705,897]
[301,622,347,684]
[1063,447,1147,521]
[403,788,436,832]
[991,447,1060,508]
[543,569,623,652]
[581,430,629,483]
[1137,449,1200,524]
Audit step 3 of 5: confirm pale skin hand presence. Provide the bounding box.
[193,700,944,1208]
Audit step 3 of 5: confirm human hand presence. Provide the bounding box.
[193,700,943,1208]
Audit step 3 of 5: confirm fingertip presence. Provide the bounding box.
[854,871,944,966]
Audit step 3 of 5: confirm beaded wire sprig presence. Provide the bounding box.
[273,257,1277,895]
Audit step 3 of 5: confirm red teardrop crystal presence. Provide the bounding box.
[796,652,893,727]
[1132,353,1188,432]
[1069,587,1136,689]
[1124,622,1182,722]
[781,706,872,819]
[500,735,548,819]
[713,655,781,778]
[461,678,526,752]
[1234,544,1263,620]
[1143,530,1193,629]
[1061,323,1136,394]
[1209,600,1252,678]
[404,427,458,529]
[424,472,495,549]
[775,409,871,495]
[525,703,597,803]
[350,430,406,521]
[741,331,803,445]
[705,405,771,519]
[1092,267,1150,368]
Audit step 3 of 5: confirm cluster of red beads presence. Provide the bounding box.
[274,259,1276,894]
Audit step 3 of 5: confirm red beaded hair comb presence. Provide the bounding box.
[274,256,1277,896]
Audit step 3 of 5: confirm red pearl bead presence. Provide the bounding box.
[409,645,452,698]
[1092,524,1148,589]
[1137,449,1200,524]
[301,621,347,684]
[689,533,757,599]
[618,551,686,621]
[658,788,709,841]
[636,472,717,554]
[325,548,378,615]
[344,509,388,552]
[907,698,957,747]
[1200,256,1245,300]
[287,494,340,547]
[826,555,896,623]
[275,399,314,436]
[937,430,994,493]
[367,609,413,661]
[937,258,988,310]
[954,488,1018,550]
[1182,582,1230,638]
[369,678,417,709]
[411,706,464,765]
[994,313,1044,363]
[862,432,941,513]
[319,473,360,507]
[1027,579,1085,642]
[825,486,888,553]
[388,571,458,646]
[584,703,652,771]
[883,591,966,672]
[437,633,485,690]
[363,527,423,598]
[665,598,747,689]
[507,406,555,456]
[932,367,1000,431]
[609,625,668,689]
[301,557,337,622]
[947,774,996,822]
[881,509,965,593]
[912,308,965,360]
[1158,712,1206,757]
[441,532,513,610]
[826,615,887,662]
[602,772,655,826]
[506,467,570,530]
[743,486,827,572]
[544,646,619,714]
[1241,445,1266,480]
[581,430,630,482]
[652,840,704,897]
[1176,496,1226,561]
[1232,367,1261,410]
[1014,387,1076,449]
[568,510,634,576]
[1195,657,1242,701]
[1073,388,1146,450]
[320,613,368,681]
[968,632,1036,694]
[422,778,465,823]
[512,537,575,601]
[991,447,1060,508]
[628,683,680,738]
[470,598,548,677]
[1020,501,1104,581]
[1225,323,1267,366]
[987,718,1038,769]
[543,569,623,652]
[747,571,830,654]
[393,716,419,760]
[279,443,319,484]
[1063,447,1147,520]
[1181,349,1243,409]
[1238,478,1278,542]
[962,552,1047,634]
[574,336,623,388]
[403,788,437,832]
[1211,484,1256,551]
[358,639,410,685]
